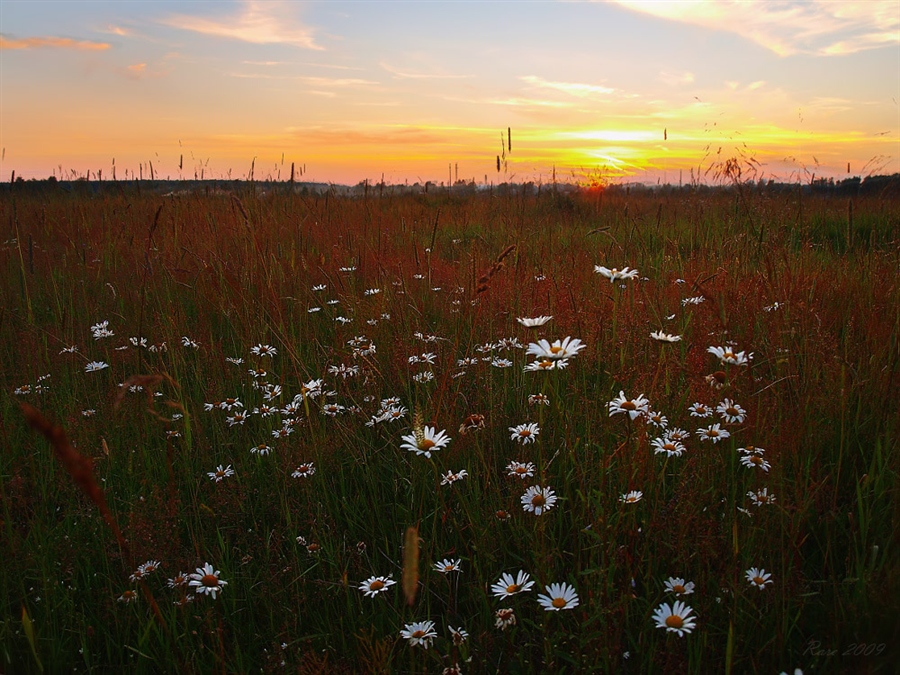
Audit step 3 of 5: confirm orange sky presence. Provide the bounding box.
[2,1,898,184]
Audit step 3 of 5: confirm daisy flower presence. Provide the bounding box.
[85,361,110,373]
[696,424,730,443]
[526,336,585,361]
[650,331,682,342]
[523,358,569,372]
[682,296,705,306]
[251,344,277,358]
[400,621,437,649]
[707,345,752,366]
[594,265,639,282]
[608,391,650,419]
[747,488,776,506]
[291,463,316,479]
[449,626,468,646]
[521,485,558,515]
[717,399,747,424]
[359,575,396,597]
[207,465,234,482]
[645,410,668,428]
[506,461,536,479]
[517,315,553,327]
[491,570,534,598]
[118,590,137,603]
[441,469,468,485]
[739,449,771,472]
[665,427,690,443]
[652,601,697,637]
[495,608,516,630]
[188,563,228,599]
[433,559,462,574]
[664,577,695,596]
[689,402,712,418]
[537,582,580,611]
[745,567,773,590]
[509,422,540,444]
[620,490,643,504]
[400,426,451,458]
[528,393,550,406]
[651,437,686,457]
[138,560,161,576]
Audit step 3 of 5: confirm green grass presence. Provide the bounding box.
[1,183,898,673]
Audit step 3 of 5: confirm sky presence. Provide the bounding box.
[1,0,898,185]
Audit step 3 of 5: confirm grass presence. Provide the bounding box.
[1,180,898,673]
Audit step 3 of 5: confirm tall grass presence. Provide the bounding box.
[1,182,898,673]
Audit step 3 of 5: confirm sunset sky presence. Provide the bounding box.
[2,0,898,185]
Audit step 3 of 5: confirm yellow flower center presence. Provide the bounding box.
[519,430,531,437]
[420,439,435,450]
[753,576,765,585]
[664,443,676,452]
[506,584,520,593]
[411,630,425,639]
[665,615,684,629]
[531,494,546,507]
[708,430,719,437]
[539,359,553,368]
[673,584,685,594]
[201,574,219,588]
[515,467,528,475]
[726,407,739,416]
[552,597,567,608]
[549,346,563,354]
[759,494,769,502]
[750,456,763,465]
[369,580,384,591]
[622,401,636,411]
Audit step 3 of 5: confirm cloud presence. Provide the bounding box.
[380,62,471,80]
[163,0,322,50]
[609,0,900,56]
[521,75,616,97]
[659,70,695,86]
[0,35,111,51]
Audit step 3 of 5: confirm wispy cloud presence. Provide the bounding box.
[490,97,573,108]
[609,0,900,56]
[659,70,695,86]
[380,62,471,80]
[521,75,616,97]
[0,35,111,51]
[163,0,322,50]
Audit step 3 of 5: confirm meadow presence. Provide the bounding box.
[1,178,898,673]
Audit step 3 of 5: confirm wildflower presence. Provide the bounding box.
[91,320,114,339]
[359,575,396,597]
[651,437,686,457]
[226,411,251,426]
[441,469,469,485]
[272,427,293,439]
[291,463,316,478]
[689,402,712,417]
[528,393,550,406]
[523,358,569,372]
[320,403,346,416]
[740,448,771,472]
[220,398,243,411]
[650,331,682,342]
[521,485,558,516]
[748,488,776,506]
[449,626,468,646]
[207,465,234,482]
[645,411,668,428]
[296,379,324,400]
[60,345,79,354]
[339,266,356,272]
[400,426,451,458]
[312,284,326,291]
[251,344,277,358]
[506,461,536,479]
[491,571,534,598]
[328,364,359,379]
[434,559,462,574]
[118,590,137,603]
[666,428,690,443]
[652,601,697,636]
[705,370,728,389]
[745,567,773,590]
[491,357,513,368]
[382,406,408,423]
[517,316,553,327]
[495,510,511,521]
[707,345,752,366]
[225,357,244,365]
[181,336,200,349]
[82,409,96,417]
[509,422,540,444]
[664,577,695,596]
[495,608,516,630]
[526,337,585,361]
[537,582,580,611]
[682,296,705,306]
[85,361,109,373]
[188,563,228,599]
[364,288,381,296]
[457,357,478,367]
[620,491,643,504]
[167,572,189,588]
[696,424,730,443]
[400,621,436,649]
[717,399,747,424]
[594,265,639,282]
[608,392,650,420]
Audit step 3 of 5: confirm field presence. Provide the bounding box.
[1,180,898,673]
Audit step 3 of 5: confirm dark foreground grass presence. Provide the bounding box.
[1,182,898,673]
